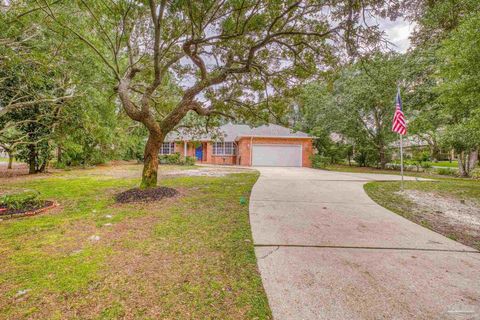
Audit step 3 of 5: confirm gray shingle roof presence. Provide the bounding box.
[165,123,311,142]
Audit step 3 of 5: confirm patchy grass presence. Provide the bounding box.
[324,164,428,177]
[428,160,458,168]
[324,164,473,179]
[0,157,15,163]
[364,178,480,250]
[0,164,271,319]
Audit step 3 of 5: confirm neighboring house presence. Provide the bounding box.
[389,135,453,160]
[163,123,314,167]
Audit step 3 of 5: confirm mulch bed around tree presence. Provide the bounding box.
[115,187,179,204]
[0,200,57,219]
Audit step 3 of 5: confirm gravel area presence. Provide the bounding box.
[399,190,480,247]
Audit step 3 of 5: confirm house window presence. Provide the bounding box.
[160,142,175,155]
[213,142,235,155]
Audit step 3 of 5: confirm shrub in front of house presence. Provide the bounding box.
[182,156,196,166]
[311,155,331,169]
[159,153,181,164]
[159,153,195,166]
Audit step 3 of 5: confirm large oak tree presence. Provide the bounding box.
[32,0,400,187]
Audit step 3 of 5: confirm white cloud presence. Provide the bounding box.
[379,18,416,53]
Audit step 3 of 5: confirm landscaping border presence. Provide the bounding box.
[0,201,58,220]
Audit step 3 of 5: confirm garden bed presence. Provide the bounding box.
[0,200,57,219]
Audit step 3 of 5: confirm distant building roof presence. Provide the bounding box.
[165,123,311,142]
[390,135,430,148]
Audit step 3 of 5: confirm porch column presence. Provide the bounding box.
[184,141,187,159]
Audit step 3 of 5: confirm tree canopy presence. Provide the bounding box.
[25,0,401,187]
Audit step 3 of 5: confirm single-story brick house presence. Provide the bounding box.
[162,123,314,167]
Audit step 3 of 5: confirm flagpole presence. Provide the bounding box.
[400,133,404,191]
[395,83,405,192]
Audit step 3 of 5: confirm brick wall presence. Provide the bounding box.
[175,142,196,158]
[175,142,235,164]
[204,142,236,165]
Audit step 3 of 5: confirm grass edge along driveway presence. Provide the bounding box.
[364,178,480,251]
[0,166,271,320]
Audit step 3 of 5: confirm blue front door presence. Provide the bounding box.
[195,145,203,161]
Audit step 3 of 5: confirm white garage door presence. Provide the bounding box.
[252,144,302,167]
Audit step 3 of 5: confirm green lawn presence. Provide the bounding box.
[427,160,458,168]
[324,164,428,177]
[0,165,271,319]
[323,163,473,179]
[364,178,480,250]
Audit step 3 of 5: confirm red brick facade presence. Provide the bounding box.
[236,137,313,167]
[173,137,313,167]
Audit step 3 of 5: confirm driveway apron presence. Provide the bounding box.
[249,167,480,319]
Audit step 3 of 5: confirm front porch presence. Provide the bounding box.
[174,141,237,165]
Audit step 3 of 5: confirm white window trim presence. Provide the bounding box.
[160,142,175,155]
[212,141,236,156]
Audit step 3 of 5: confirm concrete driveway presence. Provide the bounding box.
[249,167,480,320]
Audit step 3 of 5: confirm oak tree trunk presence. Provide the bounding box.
[141,133,163,189]
[468,149,478,173]
[458,150,479,177]
[7,151,13,169]
[57,146,62,164]
[28,144,36,174]
[430,143,440,162]
[379,144,386,169]
[458,152,469,177]
[39,161,47,173]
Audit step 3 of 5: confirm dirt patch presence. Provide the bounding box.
[115,187,179,203]
[0,161,61,183]
[0,162,29,178]
[0,161,255,184]
[163,166,254,177]
[399,190,480,249]
[82,164,254,179]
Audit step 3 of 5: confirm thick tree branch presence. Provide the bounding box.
[190,101,235,120]
[0,95,74,117]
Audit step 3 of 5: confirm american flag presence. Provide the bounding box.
[392,89,406,135]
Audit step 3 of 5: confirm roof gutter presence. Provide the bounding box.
[167,135,314,142]
[235,135,313,141]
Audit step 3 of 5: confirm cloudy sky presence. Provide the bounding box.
[380,18,416,52]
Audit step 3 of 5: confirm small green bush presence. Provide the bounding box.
[159,153,181,164]
[182,156,196,166]
[0,191,42,210]
[435,167,457,176]
[388,163,402,171]
[421,162,432,170]
[311,155,330,168]
[471,169,480,179]
[353,146,379,167]
[159,153,195,166]
[53,161,67,169]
